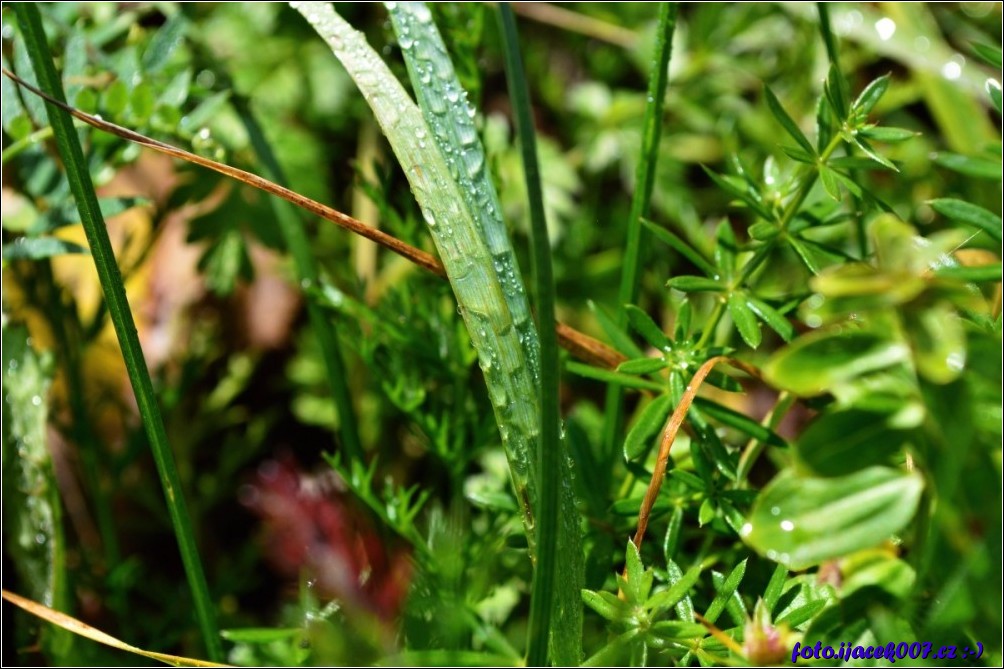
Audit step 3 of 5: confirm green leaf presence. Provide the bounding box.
[616,357,668,375]
[590,300,645,358]
[928,198,1003,243]
[642,219,717,277]
[2,236,89,261]
[818,165,841,200]
[624,393,673,461]
[701,166,774,220]
[714,220,737,280]
[647,563,704,614]
[220,628,302,644]
[692,397,785,447]
[728,292,761,349]
[582,590,630,623]
[796,409,909,477]
[859,126,918,143]
[764,330,910,396]
[851,136,898,171]
[824,64,849,120]
[664,557,695,622]
[703,559,747,625]
[776,599,827,628]
[988,79,1002,115]
[971,42,1003,69]
[903,301,966,384]
[741,467,924,570]
[745,297,794,342]
[141,12,187,73]
[565,361,664,392]
[852,74,891,115]
[666,276,724,293]
[762,564,788,613]
[933,152,1002,180]
[934,263,1002,283]
[763,86,815,156]
[625,305,671,351]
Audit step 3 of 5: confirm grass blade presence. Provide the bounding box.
[498,4,581,663]
[232,96,362,462]
[12,5,222,660]
[604,1,679,481]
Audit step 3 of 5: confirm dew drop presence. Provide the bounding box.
[770,506,781,516]
[780,519,795,532]
[874,17,896,41]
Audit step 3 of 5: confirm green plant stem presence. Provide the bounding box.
[233,96,363,463]
[695,133,844,350]
[603,2,679,467]
[497,5,561,665]
[736,391,794,485]
[14,4,222,661]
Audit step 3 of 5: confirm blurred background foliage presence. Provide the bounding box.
[1,2,1001,666]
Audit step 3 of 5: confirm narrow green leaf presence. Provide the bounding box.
[714,220,737,280]
[590,300,645,359]
[971,42,1003,69]
[933,152,1002,180]
[824,64,848,120]
[727,292,762,349]
[2,236,89,261]
[642,219,717,277]
[693,397,785,447]
[647,563,704,614]
[703,559,747,625]
[617,357,668,375]
[741,467,924,570]
[859,126,919,143]
[582,590,629,623]
[928,198,1003,243]
[776,599,827,628]
[988,79,1002,115]
[763,86,815,156]
[141,13,187,73]
[745,296,795,342]
[625,305,672,351]
[701,166,774,220]
[934,263,1002,283]
[565,361,665,392]
[14,4,221,659]
[664,506,684,561]
[852,74,890,115]
[667,276,724,292]
[762,564,788,613]
[664,558,695,622]
[780,145,816,164]
[624,393,673,461]
[851,136,898,171]
[818,166,841,200]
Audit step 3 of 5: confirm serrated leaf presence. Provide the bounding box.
[853,74,890,115]
[617,356,668,376]
[666,276,724,293]
[625,305,671,351]
[741,467,923,570]
[764,330,910,396]
[624,393,673,461]
[727,291,761,348]
[2,236,89,261]
[928,198,1003,243]
[763,86,815,156]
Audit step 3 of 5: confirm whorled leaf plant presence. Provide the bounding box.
[290,2,583,662]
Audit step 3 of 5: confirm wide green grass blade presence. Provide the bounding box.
[603,3,679,467]
[13,5,222,661]
[497,4,580,664]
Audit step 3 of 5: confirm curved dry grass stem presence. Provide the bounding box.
[2,67,623,372]
[631,356,761,552]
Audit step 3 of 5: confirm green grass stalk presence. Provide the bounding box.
[14,4,222,661]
